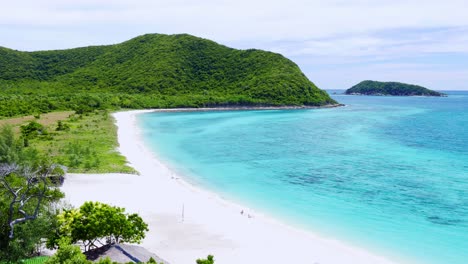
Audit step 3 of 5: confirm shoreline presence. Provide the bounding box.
[131,103,344,113]
[61,109,402,264]
[344,93,447,97]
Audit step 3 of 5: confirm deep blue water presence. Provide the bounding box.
[138,91,468,264]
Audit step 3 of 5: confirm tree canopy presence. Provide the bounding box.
[0,126,64,261]
[50,201,149,251]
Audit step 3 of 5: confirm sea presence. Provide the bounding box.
[137,90,468,264]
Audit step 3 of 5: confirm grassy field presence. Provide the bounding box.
[0,111,74,132]
[23,256,49,264]
[0,256,50,264]
[0,110,136,174]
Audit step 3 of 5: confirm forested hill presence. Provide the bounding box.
[0,33,337,117]
[345,80,445,96]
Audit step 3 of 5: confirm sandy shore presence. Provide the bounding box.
[61,109,400,264]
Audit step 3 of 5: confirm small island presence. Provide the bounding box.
[345,80,446,96]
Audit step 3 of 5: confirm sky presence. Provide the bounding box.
[1,0,468,90]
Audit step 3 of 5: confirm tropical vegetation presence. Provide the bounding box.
[0,126,145,263]
[0,111,135,173]
[345,80,445,96]
[0,33,336,119]
[48,201,148,251]
[0,126,64,262]
[0,125,213,263]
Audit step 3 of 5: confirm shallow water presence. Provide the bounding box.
[138,91,468,264]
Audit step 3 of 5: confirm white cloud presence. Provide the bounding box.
[2,0,468,43]
[303,32,466,59]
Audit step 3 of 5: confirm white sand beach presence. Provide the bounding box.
[61,110,401,264]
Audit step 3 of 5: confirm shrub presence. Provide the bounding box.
[56,121,70,131]
[196,255,215,264]
[44,240,89,264]
[20,121,47,139]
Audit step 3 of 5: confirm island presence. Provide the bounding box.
[0,33,337,118]
[345,80,446,96]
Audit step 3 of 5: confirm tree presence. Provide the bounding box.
[0,126,22,164]
[5,210,58,260]
[0,125,64,261]
[0,164,63,239]
[0,164,64,261]
[51,201,149,251]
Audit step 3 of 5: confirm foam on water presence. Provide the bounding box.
[138,91,468,264]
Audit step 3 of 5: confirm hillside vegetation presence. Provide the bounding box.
[345,80,445,96]
[0,34,337,118]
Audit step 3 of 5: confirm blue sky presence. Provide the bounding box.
[1,0,467,90]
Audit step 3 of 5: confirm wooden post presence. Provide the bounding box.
[182,203,185,222]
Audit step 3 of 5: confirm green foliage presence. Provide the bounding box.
[345,80,445,96]
[196,255,215,264]
[0,33,337,118]
[0,168,63,261]
[21,121,47,139]
[147,257,157,263]
[0,125,41,170]
[94,257,114,264]
[0,129,64,261]
[37,111,134,173]
[51,201,148,251]
[1,111,135,174]
[93,256,162,264]
[0,126,22,164]
[61,141,99,169]
[0,125,47,169]
[23,256,50,264]
[2,211,58,261]
[44,240,89,264]
[56,120,70,131]
[44,242,163,264]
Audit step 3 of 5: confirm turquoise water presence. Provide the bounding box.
[138,91,468,264]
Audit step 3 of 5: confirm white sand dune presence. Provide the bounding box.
[61,110,402,264]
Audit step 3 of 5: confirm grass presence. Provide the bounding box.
[0,111,74,133]
[0,256,50,264]
[0,110,136,174]
[22,256,49,264]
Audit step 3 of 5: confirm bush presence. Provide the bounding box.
[20,121,47,139]
[56,121,70,131]
[45,240,164,264]
[44,241,89,264]
[196,255,215,264]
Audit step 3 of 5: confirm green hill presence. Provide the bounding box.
[0,34,337,117]
[345,80,445,96]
